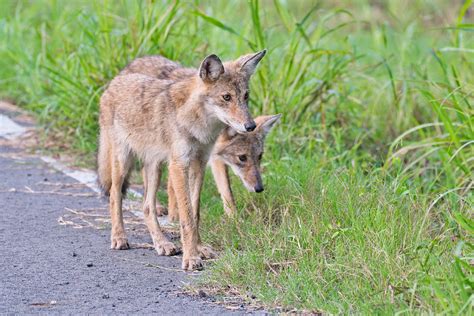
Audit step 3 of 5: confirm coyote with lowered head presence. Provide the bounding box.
[167,114,281,219]
[121,56,281,217]
[98,50,266,270]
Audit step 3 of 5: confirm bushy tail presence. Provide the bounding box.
[97,130,112,196]
[97,130,129,196]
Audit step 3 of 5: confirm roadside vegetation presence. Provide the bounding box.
[0,0,472,313]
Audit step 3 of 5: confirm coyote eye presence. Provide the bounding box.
[258,153,263,160]
[238,155,247,162]
[244,92,249,100]
[222,94,232,101]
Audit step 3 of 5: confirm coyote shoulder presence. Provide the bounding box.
[98,51,266,270]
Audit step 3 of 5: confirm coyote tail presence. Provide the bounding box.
[97,132,129,196]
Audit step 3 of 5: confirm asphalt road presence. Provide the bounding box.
[0,111,248,314]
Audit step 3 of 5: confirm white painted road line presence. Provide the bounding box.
[0,114,26,140]
[40,156,101,193]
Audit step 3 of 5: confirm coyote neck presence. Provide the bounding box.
[171,76,224,145]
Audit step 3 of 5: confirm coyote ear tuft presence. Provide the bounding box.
[199,54,224,82]
[239,49,267,76]
[255,113,281,136]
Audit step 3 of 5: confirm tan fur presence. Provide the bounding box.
[98,51,266,270]
[121,55,280,218]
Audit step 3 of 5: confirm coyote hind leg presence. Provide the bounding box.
[167,175,179,222]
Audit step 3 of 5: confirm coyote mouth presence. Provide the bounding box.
[224,119,246,134]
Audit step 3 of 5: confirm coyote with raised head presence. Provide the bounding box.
[121,56,281,217]
[98,50,266,270]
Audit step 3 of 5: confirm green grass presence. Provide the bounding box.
[199,161,472,313]
[0,0,472,313]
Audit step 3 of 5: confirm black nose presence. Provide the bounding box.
[244,121,256,132]
[255,184,264,193]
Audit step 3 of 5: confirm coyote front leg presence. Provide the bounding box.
[210,159,237,216]
[169,159,202,270]
[142,161,178,256]
[189,159,217,259]
[167,158,206,225]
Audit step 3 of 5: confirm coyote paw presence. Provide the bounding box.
[156,204,168,216]
[182,256,203,271]
[198,244,217,259]
[111,237,129,250]
[155,241,179,256]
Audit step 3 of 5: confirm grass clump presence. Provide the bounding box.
[0,0,472,313]
[200,159,471,313]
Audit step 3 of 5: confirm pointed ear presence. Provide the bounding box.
[199,54,224,82]
[222,126,238,140]
[238,49,266,77]
[215,126,239,157]
[255,114,281,136]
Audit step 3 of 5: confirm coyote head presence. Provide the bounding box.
[214,114,281,192]
[198,50,267,133]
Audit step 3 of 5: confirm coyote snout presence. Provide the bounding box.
[244,121,257,132]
